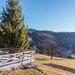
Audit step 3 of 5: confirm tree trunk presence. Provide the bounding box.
[50,50,53,59]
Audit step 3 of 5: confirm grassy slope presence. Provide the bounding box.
[35,54,75,75]
[0,54,75,75]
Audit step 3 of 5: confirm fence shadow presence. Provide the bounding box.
[43,63,75,73]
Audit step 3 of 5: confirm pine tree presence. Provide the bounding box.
[18,24,29,49]
[0,0,29,49]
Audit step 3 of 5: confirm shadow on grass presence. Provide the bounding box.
[36,58,50,61]
[53,58,67,61]
[36,57,67,61]
[43,63,75,73]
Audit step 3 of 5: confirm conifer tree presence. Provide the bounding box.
[0,0,29,49]
[18,24,29,49]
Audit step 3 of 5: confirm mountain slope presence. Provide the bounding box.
[28,29,75,49]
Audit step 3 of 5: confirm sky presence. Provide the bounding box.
[0,0,75,32]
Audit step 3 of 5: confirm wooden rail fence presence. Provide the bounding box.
[0,49,35,71]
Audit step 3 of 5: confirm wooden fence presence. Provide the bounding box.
[0,49,35,71]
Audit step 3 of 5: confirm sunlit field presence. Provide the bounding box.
[0,54,75,75]
[34,54,75,75]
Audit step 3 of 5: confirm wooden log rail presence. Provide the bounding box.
[0,49,35,71]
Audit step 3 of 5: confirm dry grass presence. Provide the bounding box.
[34,54,75,75]
[0,54,75,75]
[0,69,43,75]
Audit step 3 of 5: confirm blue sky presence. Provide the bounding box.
[0,0,75,32]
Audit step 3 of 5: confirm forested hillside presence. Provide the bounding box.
[28,29,75,54]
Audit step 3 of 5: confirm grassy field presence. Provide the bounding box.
[0,54,75,75]
[35,54,75,75]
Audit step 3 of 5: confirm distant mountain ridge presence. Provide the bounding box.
[28,29,75,49]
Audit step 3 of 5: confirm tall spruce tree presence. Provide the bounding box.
[0,0,29,49]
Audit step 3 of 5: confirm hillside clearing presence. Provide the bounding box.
[35,54,75,75]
